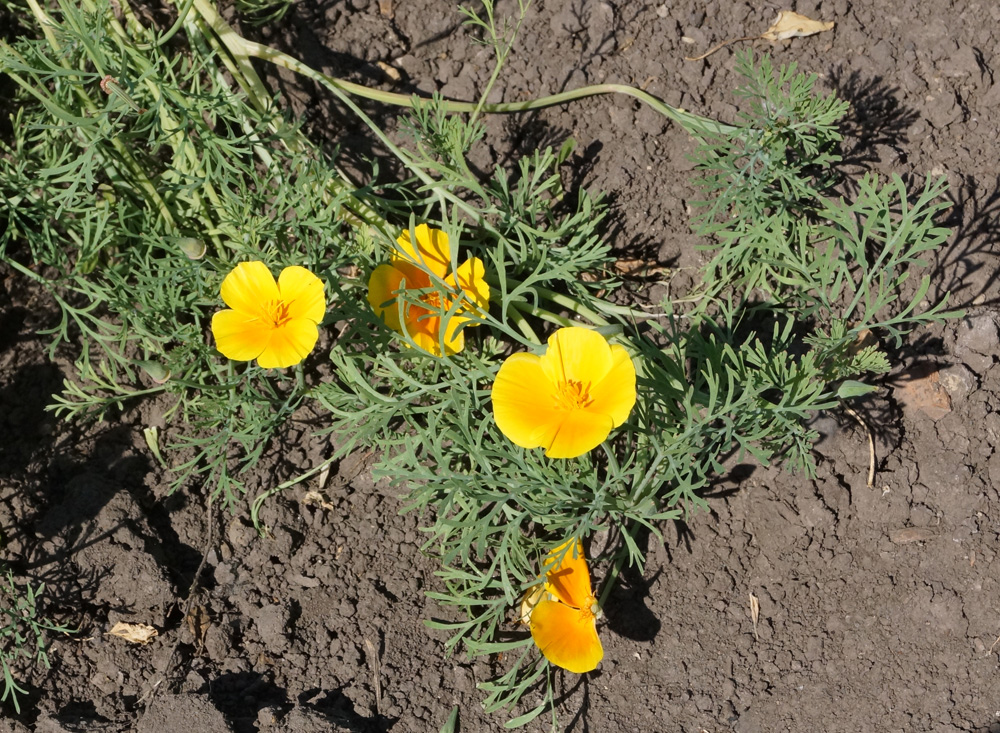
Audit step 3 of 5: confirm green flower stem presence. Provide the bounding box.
[597,550,623,609]
[461,0,527,146]
[532,286,609,327]
[190,0,273,117]
[148,0,197,49]
[14,62,174,237]
[508,299,575,330]
[19,0,179,233]
[234,39,734,140]
[491,275,611,328]
[192,7,726,275]
[79,0,232,252]
[501,303,542,345]
[186,0,391,238]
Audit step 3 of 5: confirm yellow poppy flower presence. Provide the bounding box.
[492,327,636,459]
[366,224,490,356]
[211,261,326,369]
[523,539,603,674]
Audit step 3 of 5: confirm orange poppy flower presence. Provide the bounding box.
[523,539,603,674]
[492,327,636,458]
[211,261,325,369]
[366,224,490,356]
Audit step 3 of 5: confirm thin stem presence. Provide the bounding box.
[185,0,392,237]
[464,0,530,145]
[502,302,541,345]
[508,299,574,330]
[234,39,734,140]
[532,286,608,326]
[250,454,339,533]
[149,0,197,48]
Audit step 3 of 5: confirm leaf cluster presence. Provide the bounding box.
[0,0,361,508]
[0,1,962,727]
[308,53,960,725]
[0,571,73,714]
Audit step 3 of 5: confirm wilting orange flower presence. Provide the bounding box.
[523,539,603,674]
[367,224,490,356]
[492,327,636,459]
[211,261,325,369]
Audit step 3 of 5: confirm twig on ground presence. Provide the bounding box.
[989,634,1000,656]
[364,635,383,715]
[843,406,876,487]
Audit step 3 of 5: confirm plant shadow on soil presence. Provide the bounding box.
[937,174,1000,308]
[828,67,1000,311]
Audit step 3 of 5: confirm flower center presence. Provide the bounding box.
[555,379,593,411]
[420,290,444,309]
[579,595,599,619]
[264,299,292,328]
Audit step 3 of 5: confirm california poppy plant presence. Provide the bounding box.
[211,261,326,369]
[492,326,637,459]
[523,539,603,674]
[366,224,490,356]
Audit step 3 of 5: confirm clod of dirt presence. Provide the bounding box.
[889,526,937,544]
[136,693,235,733]
[33,715,82,733]
[893,365,953,420]
[937,364,977,403]
[953,312,999,375]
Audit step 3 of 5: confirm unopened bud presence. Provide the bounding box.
[177,237,207,260]
[135,360,171,384]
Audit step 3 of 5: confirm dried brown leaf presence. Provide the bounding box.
[847,328,877,356]
[106,621,158,645]
[761,11,835,42]
[376,61,402,83]
[302,490,334,510]
[749,592,760,640]
[613,258,671,278]
[186,606,210,650]
[685,9,834,61]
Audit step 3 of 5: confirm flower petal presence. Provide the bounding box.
[492,353,563,449]
[440,313,469,355]
[540,327,615,387]
[448,257,491,314]
[530,598,603,674]
[406,312,445,356]
[402,308,468,357]
[367,264,406,331]
[220,261,279,317]
[543,539,594,609]
[256,318,319,369]
[278,266,325,324]
[519,585,547,625]
[211,309,269,362]
[544,408,614,459]
[391,260,433,291]
[586,343,637,427]
[395,223,450,278]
